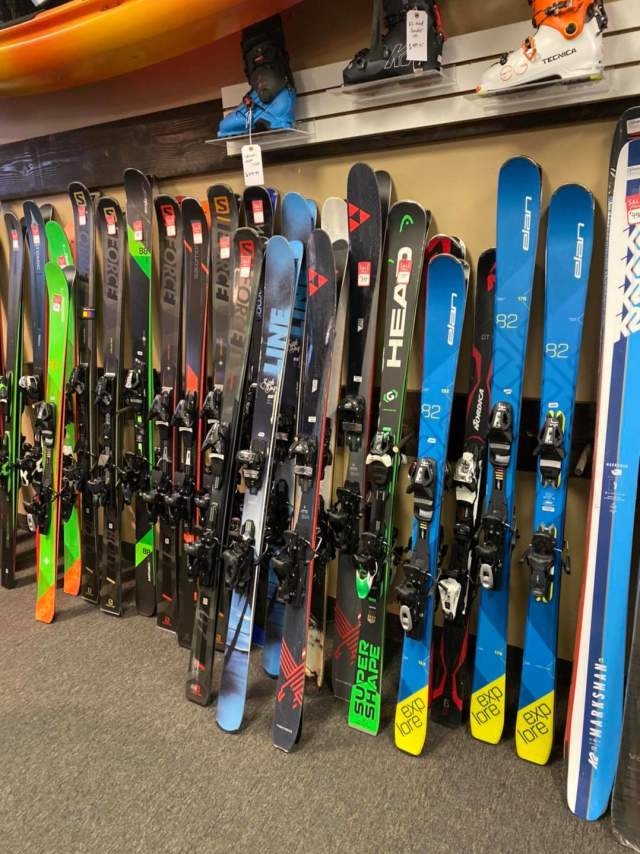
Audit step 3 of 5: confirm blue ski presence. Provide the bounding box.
[394,252,468,755]
[216,236,297,732]
[470,156,542,745]
[515,184,594,765]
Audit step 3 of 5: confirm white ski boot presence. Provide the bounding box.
[477,0,608,96]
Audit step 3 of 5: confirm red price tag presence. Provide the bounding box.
[397,257,412,284]
[220,234,231,259]
[357,261,372,287]
[626,192,640,225]
[192,221,203,245]
[252,199,265,225]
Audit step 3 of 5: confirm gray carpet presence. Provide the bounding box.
[0,575,621,854]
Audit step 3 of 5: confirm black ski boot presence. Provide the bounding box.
[218,14,296,138]
[343,0,445,87]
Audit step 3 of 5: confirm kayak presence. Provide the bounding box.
[0,0,300,96]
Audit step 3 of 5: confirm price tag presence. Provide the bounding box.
[52,294,62,313]
[31,223,40,246]
[161,205,176,237]
[240,254,252,278]
[627,117,640,137]
[133,219,143,242]
[11,229,18,250]
[77,205,87,226]
[357,260,372,287]
[406,9,429,62]
[397,256,412,284]
[251,199,265,225]
[219,234,231,259]
[242,144,264,187]
[105,211,117,235]
[192,221,203,244]
[627,192,640,225]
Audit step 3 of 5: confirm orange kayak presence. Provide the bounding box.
[0,0,300,96]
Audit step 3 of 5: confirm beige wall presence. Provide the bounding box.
[0,0,621,660]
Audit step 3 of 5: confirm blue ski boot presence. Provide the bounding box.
[218,14,296,138]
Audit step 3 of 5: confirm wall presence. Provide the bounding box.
[0,0,621,661]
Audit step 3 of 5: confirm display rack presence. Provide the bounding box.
[218,0,640,155]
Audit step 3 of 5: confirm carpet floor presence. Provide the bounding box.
[0,573,622,854]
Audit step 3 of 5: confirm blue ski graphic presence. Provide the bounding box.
[394,253,468,755]
[515,184,593,765]
[470,156,542,744]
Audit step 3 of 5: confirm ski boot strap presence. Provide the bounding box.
[531,0,606,37]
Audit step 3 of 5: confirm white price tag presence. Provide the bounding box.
[242,144,264,187]
[627,117,640,137]
[406,9,429,62]
[219,234,231,259]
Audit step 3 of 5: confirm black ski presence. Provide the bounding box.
[185,226,263,704]
[170,199,210,650]
[122,168,156,617]
[431,247,495,726]
[68,182,100,604]
[142,196,183,631]
[272,228,337,751]
[91,199,126,615]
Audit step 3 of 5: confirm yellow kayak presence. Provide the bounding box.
[0,0,300,96]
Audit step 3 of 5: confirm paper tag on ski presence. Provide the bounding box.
[133,219,143,242]
[357,261,372,287]
[219,234,231,259]
[626,192,640,225]
[160,205,176,237]
[105,212,117,235]
[10,229,18,250]
[627,117,640,137]
[31,224,40,246]
[52,294,62,313]
[240,254,252,278]
[251,199,265,225]
[406,9,429,62]
[192,221,203,244]
[242,144,264,187]
[77,205,87,226]
[396,256,412,284]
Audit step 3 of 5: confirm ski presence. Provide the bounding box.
[515,184,593,766]
[0,211,24,589]
[216,234,295,730]
[348,200,430,735]
[29,262,71,623]
[328,163,384,702]
[566,133,640,820]
[262,192,312,678]
[122,168,156,617]
[141,196,183,632]
[470,156,542,745]
[91,199,126,615]
[394,252,468,755]
[45,220,82,597]
[184,225,262,704]
[208,184,240,390]
[67,184,100,604]
[431,246,495,727]
[305,196,350,685]
[272,228,337,751]
[171,199,210,650]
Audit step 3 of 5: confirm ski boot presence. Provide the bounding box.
[477,0,608,96]
[343,0,445,87]
[218,14,296,138]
